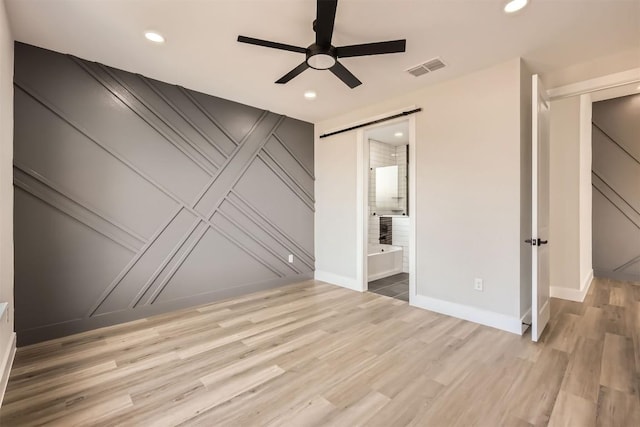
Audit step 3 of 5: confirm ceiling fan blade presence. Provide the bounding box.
[330,61,362,89]
[237,35,306,54]
[315,0,338,47]
[337,39,406,58]
[275,62,310,84]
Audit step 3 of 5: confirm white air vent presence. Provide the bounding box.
[406,57,446,77]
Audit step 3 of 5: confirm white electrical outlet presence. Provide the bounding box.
[288,254,294,263]
[474,278,483,291]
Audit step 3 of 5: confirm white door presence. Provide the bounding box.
[531,74,551,342]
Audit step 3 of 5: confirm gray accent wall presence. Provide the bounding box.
[13,43,314,345]
[592,93,640,282]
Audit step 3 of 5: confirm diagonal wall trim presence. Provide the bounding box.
[135,204,296,308]
[261,145,314,198]
[179,87,240,148]
[145,223,211,306]
[96,62,227,169]
[140,213,291,307]
[592,122,640,166]
[228,189,314,261]
[215,209,302,274]
[222,197,314,270]
[258,152,315,208]
[13,180,139,254]
[614,254,640,272]
[272,133,315,180]
[592,171,640,218]
[73,59,218,175]
[14,163,147,245]
[14,43,314,345]
[199,115,285,219]
[129,218,204,309]
[592,177,640,230]
[140,77,229,162]
[190,111,270,209]
[592,97,640,282]
[86,206,184,317]
[592,185,640,230]
[209,222,286,278]
[14,83,194,207]
[99,64,226,169]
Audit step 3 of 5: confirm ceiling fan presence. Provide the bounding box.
[237,0,406,89]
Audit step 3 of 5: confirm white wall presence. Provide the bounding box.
[549,97,581,290]
[548,94,593,300]
[579,94,593,289]
[391,217,410,273]
[0,0,15,405]
[314,130,359,289]
[316,58,530,332]
[520,62,532,318]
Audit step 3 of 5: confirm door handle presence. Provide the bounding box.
[524,239,548,246]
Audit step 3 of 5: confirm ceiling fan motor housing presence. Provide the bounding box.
[306,44,337,70]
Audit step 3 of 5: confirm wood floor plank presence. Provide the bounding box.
[548,390,596,427]
[0,277,638,426]
[609,286,627,307]
[600,333,637,395]
[264,395,336,427]
[560,336,604,402]
[596,385,640,427]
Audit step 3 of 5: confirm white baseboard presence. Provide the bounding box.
[314,270,363,292]
[411,294,523,335]
[0,332,16,407]
[550,270,594,302]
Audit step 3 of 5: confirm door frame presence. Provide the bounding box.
[547,67,640,101]
[543,68,640,304]
[355,107,417,304]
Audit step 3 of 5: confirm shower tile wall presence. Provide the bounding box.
[368,216,380,245]
[396,145,407,212]
[368,140,408,245]
[392,217,410,273]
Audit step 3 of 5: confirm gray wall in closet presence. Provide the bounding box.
[13,43,314,345]
[592,93,640,282]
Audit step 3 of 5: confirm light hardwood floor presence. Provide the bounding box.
[1,277,638,426]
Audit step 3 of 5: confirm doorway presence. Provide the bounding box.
[590,88,640,282]
[540,74,640,339]
[356,112,416,304]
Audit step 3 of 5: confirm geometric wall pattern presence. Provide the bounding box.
[13,43,314,345]
[592,94,640,282]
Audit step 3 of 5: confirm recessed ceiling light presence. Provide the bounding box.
[144,31,165,43]
[304,90,317,100]
[394,132,404,137]
[504,0,528,13]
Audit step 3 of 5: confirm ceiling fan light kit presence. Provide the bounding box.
[237,0,406,88]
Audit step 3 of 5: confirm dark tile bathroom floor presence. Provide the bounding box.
[368,273,409,302]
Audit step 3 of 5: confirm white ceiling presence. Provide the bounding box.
[5,0,640,123]
[367,121,409,145]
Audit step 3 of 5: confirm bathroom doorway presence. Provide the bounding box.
[357,113,416,303]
